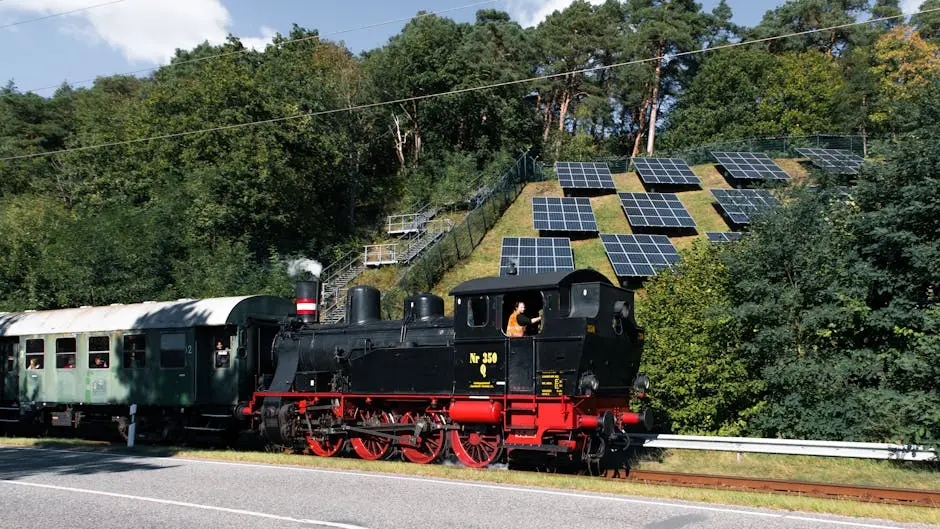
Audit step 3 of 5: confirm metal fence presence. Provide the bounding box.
[380,150,539,319]
[580,134,877,171]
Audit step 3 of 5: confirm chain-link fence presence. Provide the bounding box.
[587,134,875,169]
[380,150,539,318]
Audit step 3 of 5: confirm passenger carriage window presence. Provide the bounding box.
[56,338,77,369]
[160,333,186,368]
[467,296,488,327]
[88,336,110,369]
[2,342,15,371]
[25,339,44,370]
[213,336,231,369]
[122,335,146,368]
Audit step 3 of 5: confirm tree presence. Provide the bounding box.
[623,0,706,155]
[868,25,940,133]
[638,242,761,435]
[750,0,868,56]
[662,50,841,147]
[911,0,940,42]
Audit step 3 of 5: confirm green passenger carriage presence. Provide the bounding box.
[0,296,292,439]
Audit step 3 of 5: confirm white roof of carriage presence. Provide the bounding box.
[0,296,292,337]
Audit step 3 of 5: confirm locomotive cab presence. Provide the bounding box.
[450,269,642,399]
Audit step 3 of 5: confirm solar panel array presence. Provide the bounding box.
[706,232,743,243]
[711,189,779,224]
[532,197,598,232]
[499,237,574,276]
[632,158,701,186]
[795,148,864,174]
[712,152,791,181]
[555,162,616,190]
[600,234,680,278]
[619,192,696,229]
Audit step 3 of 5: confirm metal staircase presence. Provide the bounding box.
[318,250,365,325]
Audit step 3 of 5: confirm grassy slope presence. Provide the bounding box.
[430,159,808,301]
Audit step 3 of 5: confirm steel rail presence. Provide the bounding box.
[606,469,940,507]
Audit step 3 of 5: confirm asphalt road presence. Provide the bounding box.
[0,447,934,529]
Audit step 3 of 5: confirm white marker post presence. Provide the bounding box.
[128,404,137,448]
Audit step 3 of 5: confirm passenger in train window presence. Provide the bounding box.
[64,357,75,369]
[92,355,108,369]
[215,340,230,368]
[27,358,40,370]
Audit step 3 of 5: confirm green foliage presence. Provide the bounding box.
[664,50,843,147]
[638,242,762,435]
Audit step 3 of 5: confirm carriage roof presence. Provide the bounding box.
[0,296,293,336]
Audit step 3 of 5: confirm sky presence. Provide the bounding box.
[0,0,927,96]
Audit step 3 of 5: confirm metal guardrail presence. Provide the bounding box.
[631,434,938,462]
[363,243,399,266]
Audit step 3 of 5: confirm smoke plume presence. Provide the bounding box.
[287,258,323,278]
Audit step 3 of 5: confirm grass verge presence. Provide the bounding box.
[1,437,936,525]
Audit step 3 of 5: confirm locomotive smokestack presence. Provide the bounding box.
[295,279,320,324]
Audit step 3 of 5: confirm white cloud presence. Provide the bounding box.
[239,25,277,52]
[900,0,923,14]
[505,0,606,27]
[0,0,272,64]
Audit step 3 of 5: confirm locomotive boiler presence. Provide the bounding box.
[250,269,650,469]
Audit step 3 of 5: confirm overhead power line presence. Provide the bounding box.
[2,7,938,163]
[0,0,127,30]
[23,0,498,93]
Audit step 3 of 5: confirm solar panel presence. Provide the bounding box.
[795,148,864,174]
[532,197,598,232]
[555,162,616,190]
[706,232,743,243]
[632,158,701,186]
[619,192,696,229]
[499,237,574,276]
[710,189,779,224]
[600,234,680,278]
[712,152,791,181]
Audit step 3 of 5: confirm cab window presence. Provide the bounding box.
[123,335,146,368]
[88,336,110,369]
[56,338,77,369]
[25,339,44,370]
[467,296,488,327]
[502,292,545,337]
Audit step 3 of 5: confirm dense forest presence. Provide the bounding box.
[1,1,938,442]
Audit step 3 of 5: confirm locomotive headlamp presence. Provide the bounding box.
[632,374,650,393]
[579,373,600,395]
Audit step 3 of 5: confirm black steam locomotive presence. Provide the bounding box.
[249,269,649,469]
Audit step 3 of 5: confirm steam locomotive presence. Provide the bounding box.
[250,269,650,469]
[0,268,648,470]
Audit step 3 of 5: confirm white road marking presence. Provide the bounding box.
[0,479,370,529]
[0,446,917,529]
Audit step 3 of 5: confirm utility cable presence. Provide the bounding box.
[0,0,127,30]
[3,6,938,163]
[21,0,497,93]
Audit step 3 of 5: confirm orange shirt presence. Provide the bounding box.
[507,310,526,337]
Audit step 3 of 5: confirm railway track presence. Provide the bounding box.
[605,469,940,507]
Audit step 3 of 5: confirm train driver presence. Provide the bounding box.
[506,301,541,338]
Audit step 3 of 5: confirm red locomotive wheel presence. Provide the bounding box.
[350,409,393,460]
[449,426,502,468]
[399,412,446,464]
[306,434,343,457]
